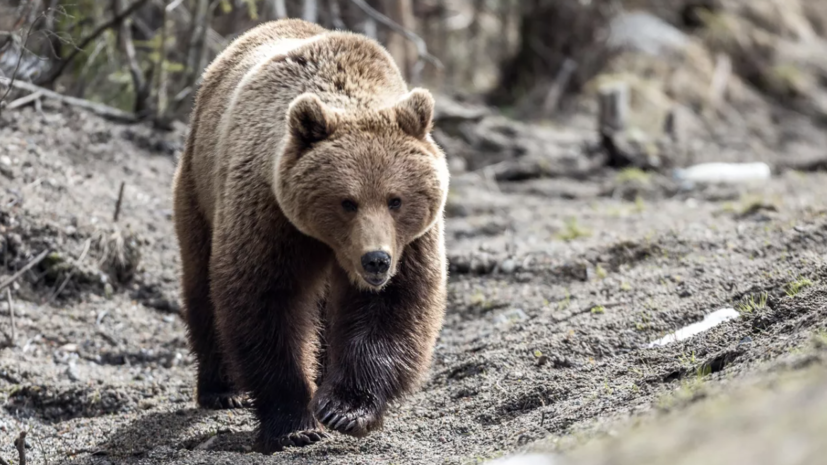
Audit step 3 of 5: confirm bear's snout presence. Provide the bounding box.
[361,250,391,277]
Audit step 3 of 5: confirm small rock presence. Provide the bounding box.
[499,258,517,274]
[59,343,79,353]
[194,435,218,451]
[66,362,81,382]
[0,155,11,166]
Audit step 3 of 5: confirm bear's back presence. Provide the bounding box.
[185,20,408,225]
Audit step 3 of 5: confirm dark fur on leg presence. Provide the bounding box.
[311,226,446,437]
[174,160,247,410]
[210,191,333,453]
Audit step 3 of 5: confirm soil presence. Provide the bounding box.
[1,100,826,465]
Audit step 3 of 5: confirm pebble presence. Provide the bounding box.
[66,362,81,382]
[499,258,517,274]
[59,343,79,353]
[0,155,11,166]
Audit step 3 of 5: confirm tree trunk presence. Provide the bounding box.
[380,0,416,81]
[488,0,615,111]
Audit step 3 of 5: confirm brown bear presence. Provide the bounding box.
[171,18,449,453]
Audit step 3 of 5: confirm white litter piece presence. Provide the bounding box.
[487,453,559,465]
[673,162,771,184]
[495,308,529,325]
[648,308,740,348]
[608,11,689,57]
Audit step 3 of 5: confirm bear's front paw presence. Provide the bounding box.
[197,391,252,410]
[256,429,329,453]
[311,389,384,437]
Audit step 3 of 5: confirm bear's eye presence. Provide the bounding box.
[388,198,402,210]
[342,200,358,212]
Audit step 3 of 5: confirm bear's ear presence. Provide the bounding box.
[395,88,434,140]
[287,93,337,146]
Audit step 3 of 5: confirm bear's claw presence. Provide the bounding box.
[258,429,329,453]
[279,430,329,447]
[313,394,381,437]
[198,392,251,410]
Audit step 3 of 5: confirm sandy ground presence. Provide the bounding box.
[1,102,826,465]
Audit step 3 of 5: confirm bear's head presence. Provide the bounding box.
[274,88,449,291]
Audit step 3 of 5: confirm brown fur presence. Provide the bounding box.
[171,19,449,453]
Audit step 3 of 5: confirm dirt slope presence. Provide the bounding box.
[1,102,826,465]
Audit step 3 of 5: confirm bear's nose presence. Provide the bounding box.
[361,251,391,275]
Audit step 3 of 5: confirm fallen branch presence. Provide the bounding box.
[114,181,126,221]
[0,77,137,122]
[37,0,150,87]
[0,249,51,293]
[350,0,442,71]
[6,90,42,110]
[0,11,48,115]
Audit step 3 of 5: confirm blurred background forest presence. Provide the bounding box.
[3,0,827,133]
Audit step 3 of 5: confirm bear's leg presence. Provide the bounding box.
[314,296,330,388]
[210,216,332,453]
[311,226,446,437]
[173,168,247,410]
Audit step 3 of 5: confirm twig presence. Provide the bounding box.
[37,0,150,87]
[0,249,51,293]
[5,288,14,347]
[349,0,443,71]
[49,238,91,302]
[113,181,126,222]
[0,77,137,121]
[14,431,26,465]
[541,58,578,118]
[0,12,48,115]
[6,90,42,110]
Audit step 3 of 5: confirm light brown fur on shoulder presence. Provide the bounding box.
[172,19,448,453]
